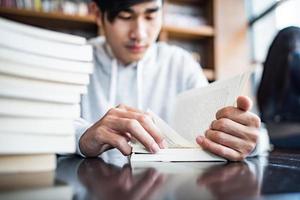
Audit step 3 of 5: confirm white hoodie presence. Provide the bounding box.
[74,37,267,164]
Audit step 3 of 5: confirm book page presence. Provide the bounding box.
[172,73,248,144]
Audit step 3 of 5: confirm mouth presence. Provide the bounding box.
[125,44,147,53]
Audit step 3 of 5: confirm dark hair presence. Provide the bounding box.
[257,26,300,122]
[93,0,163,22]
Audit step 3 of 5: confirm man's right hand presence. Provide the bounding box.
[79,104,166,157]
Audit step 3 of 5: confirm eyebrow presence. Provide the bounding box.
[121,6,161,14]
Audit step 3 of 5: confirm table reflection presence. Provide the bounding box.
[71,158,263,200]
[77,159,165,200]
[198,163,260,200]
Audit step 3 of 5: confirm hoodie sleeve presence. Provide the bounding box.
[73,118,92,157]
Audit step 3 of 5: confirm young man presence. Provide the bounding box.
[75,0,262,162]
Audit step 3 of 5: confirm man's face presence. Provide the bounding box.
[100,1,163,65]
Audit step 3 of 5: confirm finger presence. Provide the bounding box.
[107,108,166,148]
[210,118,259,142]
[116,104,144,113]
[215,107,261,128]
[205,129,255,155]
[196,136,245,161]
[95,127,132,156]
[104,116,160,153]
[237,96,252,111]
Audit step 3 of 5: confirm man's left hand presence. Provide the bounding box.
[196,96,261,161]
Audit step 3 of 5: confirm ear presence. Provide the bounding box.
[89,2,103,27]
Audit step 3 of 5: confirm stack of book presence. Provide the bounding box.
[0,17,93,173]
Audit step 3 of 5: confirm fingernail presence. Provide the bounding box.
[159,139,168,149]
[151,143,160,153]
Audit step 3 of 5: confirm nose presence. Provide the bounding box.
[129,18,147,43]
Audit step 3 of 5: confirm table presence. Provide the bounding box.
[52,149,300,200]
[0,149,299,200]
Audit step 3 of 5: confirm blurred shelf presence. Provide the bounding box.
[162,25,214,39]
[0,7,97,31]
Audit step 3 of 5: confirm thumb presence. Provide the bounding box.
[237,96,252,111]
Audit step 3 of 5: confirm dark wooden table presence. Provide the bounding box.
[53,149,300,200]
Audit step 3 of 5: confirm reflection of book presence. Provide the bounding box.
[0,171,55,190]
[0,154,56,173]
[0,181,72,200]
[131,73,250,162]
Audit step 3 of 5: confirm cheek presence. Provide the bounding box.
[147,20,162,40]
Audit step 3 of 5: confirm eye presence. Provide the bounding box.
[118,12,132,20]
[145,13,157,20]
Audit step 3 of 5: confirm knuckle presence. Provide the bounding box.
[212,131,223,142]
[248,143,256,153]
[214,119,228,130]
[201,138,209,149]
[114,137,127,149]
[231,154,244,162]
[107,108,117,115]
[253,115,261,128]
[223,107,232,117]
[117,104,126,109]
[137,114,149,124]
[127,119,140,131]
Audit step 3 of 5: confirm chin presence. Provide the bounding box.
[126,53,145,63]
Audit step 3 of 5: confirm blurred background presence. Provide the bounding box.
[1,0,298,82]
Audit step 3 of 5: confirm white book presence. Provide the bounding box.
[0,118,74,135]
[0,133,75,154]
[0,98,80,119]
[0,73,87,95]
[0,17,87,45]
[0,59,90,84]
[0,154,56,173]
[0,28,92,62]
[0,47,93,73]
[131,72,250,162]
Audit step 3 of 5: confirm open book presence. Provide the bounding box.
[130,72,250,162]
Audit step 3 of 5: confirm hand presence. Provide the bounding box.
[79,104,166,157]
[196,96,261,161]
